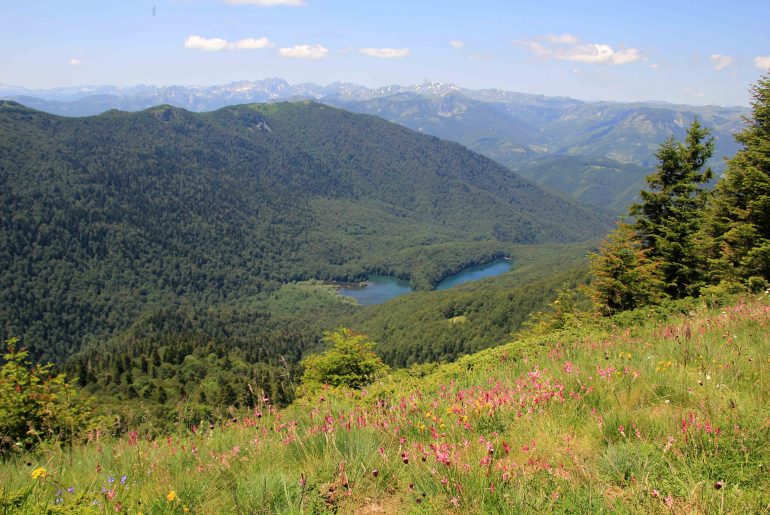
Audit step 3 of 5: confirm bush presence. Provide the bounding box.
[700,281,745,308]
[0,338,93,451]
[299,329,389,392]
[747,275,769,294]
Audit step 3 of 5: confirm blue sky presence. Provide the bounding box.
[1,0,769,105]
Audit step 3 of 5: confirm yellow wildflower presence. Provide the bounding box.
[31,467,47,479]
[167,491,177,502]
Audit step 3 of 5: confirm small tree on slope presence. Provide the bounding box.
[588,223,665,315]
[300,329,389,392]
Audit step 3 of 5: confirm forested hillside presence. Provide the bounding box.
[331,93,745,210]
[61,242,589,427]
[0,100,609,364]
[4,80,747,211]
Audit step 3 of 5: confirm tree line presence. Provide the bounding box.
[590,75,770,313]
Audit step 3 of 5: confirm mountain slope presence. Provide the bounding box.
[3,294,767,513]
[3,80,747,211]
[507,155,650,212]
[331,94,745,210]
[0,100,610,362]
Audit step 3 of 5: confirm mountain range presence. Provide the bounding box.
[1,79,749,211]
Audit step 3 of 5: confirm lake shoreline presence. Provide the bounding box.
[336,258,512,305]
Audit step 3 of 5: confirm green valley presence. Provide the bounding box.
[0,100,610,366]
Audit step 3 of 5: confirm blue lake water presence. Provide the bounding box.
[338,259,511,305]
[337,275,413,305]
[434,259,512,291]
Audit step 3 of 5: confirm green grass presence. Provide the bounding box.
[2,294,769,513]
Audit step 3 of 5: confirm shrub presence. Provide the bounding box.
[0,338,92,451]
[299,329,389,392]
[747,275,769,293]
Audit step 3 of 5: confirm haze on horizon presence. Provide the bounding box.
[2,0,769,107]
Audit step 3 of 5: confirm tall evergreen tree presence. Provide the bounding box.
[703,75,770,283]
[630,120,714,298]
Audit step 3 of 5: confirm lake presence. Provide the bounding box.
[338,258,511,305]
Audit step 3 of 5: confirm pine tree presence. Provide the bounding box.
[703,75,770,283]
[588,223,665,315]
[630,120,714,298]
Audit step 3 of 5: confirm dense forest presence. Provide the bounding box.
[5,79,747,212]
[57,241,588,428]
[0,99,611,366]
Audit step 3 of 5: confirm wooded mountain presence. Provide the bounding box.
[3,79,747,210]
[0,100,609,363]
[328,93,745,210]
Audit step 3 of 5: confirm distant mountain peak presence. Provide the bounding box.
[408,82,463,97]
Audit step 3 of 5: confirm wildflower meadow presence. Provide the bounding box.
[1,294,769,513]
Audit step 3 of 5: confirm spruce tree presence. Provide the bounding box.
[630,120,714,298]
[588,223,665,315]
[703,75,770,283]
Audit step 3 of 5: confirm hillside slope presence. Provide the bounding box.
[2,294,767,513]
[4,80,747,211]
[331,93,744,210]
[0,100,610,361]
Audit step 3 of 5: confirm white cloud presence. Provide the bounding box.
[518,34,642,65]
[185,35,228,51]
[754,55,770,70]
[541,34,579,44]
[69,58,82,66]
[224,0,304,5]
[709,54,734,71]
[469,52,494,61]
[358,47,411,59]
[184,35,273,51]
[278,44,328,59]
[449,40,464,49]
[230,37,274,50]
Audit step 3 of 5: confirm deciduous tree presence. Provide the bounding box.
[300,329,389,391]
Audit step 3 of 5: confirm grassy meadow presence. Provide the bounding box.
[2,293,769,514]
